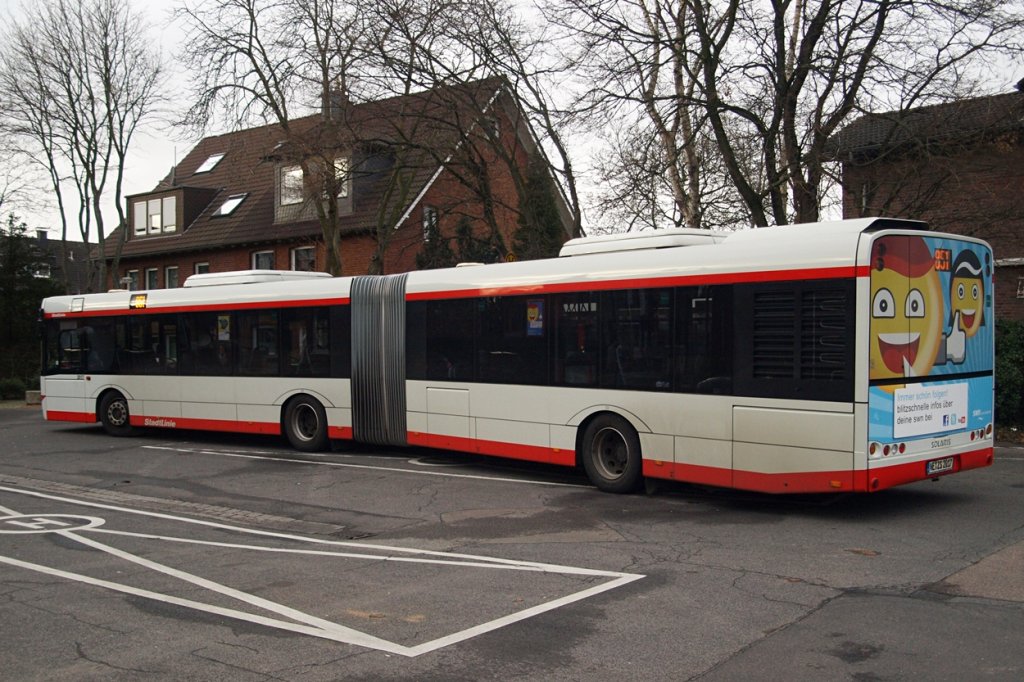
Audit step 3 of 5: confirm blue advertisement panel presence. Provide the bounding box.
[868,235,994,442]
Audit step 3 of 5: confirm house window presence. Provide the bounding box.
[125,270,139,291]
[252,250,275,270]
[281,165,304,206]
[334,157,349,198]
[148,199,162,234]
[132,196,176,236]
[423,206,438,241]
[1018,277,1024,299]
[165,266,179,289]
[483,116,500,138]
[291,246,316,271]
[214,193,247,217]
[194,262,210,275]
[145,268,159,290]
[162,196,177,232]
[194,153,225,174]
[133,201,146,236]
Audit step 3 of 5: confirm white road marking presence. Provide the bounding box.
[0,553,409,653]
[0,486,643,656]
[142,445,591,488]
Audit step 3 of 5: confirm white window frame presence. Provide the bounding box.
[281,165,304,206]
[291,246,316,271]
[145,268,159,290]
[194,153,225,174]
[147,199,162,234]
[165,266,179,289]
[1017,277,1024,299]
[252,250,275,270]
[214,193,247,217]
[162,196,177,232]
[194,262,210,275]
[126,270,139,291]
[133,201,146,236]
[334,157,350,199]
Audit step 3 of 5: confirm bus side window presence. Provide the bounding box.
[423,299,475,382]
[56,327,85,372]
[553,292,599,387]
[676,286,733,394]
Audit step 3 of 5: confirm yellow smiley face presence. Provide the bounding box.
[870,259,943,380]
[950,275,983,338]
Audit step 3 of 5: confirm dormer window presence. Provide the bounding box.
[132,195,177,236]
[214,193,247,217]
[194,153,225,174]
[281,165,304,205]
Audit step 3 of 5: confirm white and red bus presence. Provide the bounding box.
[40,218,995,493]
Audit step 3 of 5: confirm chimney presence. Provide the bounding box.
[323,83,352,122]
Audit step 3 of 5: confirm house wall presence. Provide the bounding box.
[841,137,1024,320]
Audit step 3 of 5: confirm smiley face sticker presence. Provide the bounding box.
[869,236,944,380]
[948,250,985,339]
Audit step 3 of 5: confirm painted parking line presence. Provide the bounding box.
[0,486,642,657]
[142,444,591,487]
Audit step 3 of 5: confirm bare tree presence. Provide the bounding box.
[686,0,1024,226]
[542,0,1024,229]
[0,0,164,291]
[366,0,583,249]
[545,0,719,231]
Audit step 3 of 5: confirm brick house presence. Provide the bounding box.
[829,85,1024,319]
[102,78,571,289]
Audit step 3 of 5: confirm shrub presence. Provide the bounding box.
[0,377,26,400]
[995,319,1024,427]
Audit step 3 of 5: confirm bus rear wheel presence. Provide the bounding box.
[581,414,643,493]
[99,391,133,437]
[284,396,329,452]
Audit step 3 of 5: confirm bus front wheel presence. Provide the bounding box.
[99,391,133,437]
[581,414,643,493]
[284,396,329,452]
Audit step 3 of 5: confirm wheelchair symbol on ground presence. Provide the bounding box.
[0,486,643,657]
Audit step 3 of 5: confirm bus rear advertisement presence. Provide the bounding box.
[39,218,995,494]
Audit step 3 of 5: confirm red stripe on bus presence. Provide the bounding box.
[45,410,96,423]
[643,460,734,488]
[128,414,282,435]
[861,446,993,492]
[407,431,576,467]
[43,297,350,319]
[644,446,994,494]
[406,265,868,301]
[329,425,353,440]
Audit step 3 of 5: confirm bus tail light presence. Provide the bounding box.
[898,442,906,454]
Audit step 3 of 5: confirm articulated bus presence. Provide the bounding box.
[40,218,995,493]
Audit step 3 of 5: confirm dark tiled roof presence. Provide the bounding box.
[828,91,1024,158]
[106,78,507,259]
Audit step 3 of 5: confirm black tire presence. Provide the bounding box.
[99,391,133,436]
[284,396,329,452]
[580,414,643,493]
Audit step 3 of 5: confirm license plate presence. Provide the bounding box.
[926,457,954,476]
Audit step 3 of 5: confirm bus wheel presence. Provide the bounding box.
[99,391,133,437]
[581,414,643,493]
[284,396,329,452]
